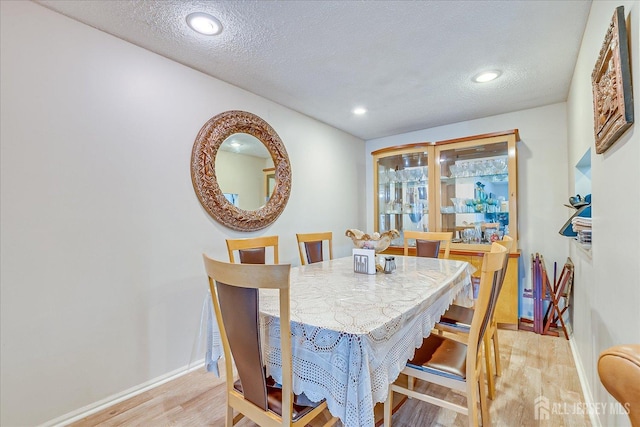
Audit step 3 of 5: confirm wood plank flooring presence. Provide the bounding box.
[69,329,591,426]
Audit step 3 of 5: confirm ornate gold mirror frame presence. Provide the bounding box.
[191,110,291,231]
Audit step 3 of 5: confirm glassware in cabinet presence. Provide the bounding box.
[434,130,519,250]
[373,144,434,247]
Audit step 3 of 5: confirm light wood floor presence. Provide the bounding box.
[69,329,591,426]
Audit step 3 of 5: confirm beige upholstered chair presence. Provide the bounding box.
[434,235,513,400]
[598,344,640,427]
[226,236,279,264]
[203,255,337,427]
[296,232,333,265]
[384,243,508,427]
[403,231,452,259]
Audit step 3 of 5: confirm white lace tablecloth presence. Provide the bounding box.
[204,255,474,427]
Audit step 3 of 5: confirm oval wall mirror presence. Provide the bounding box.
[191,110,291,231]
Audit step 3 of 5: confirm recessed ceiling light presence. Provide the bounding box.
[186,12,223,36]
[353,107,367,115]
[473,70,501,83]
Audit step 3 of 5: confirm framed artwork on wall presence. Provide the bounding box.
[591,5,634,154]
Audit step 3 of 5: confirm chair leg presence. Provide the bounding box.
[467,377,480,427]
[492,326,502,377]
[478,366,491,426]
[226,405,234,427]
[484,335,496,400]
[384,385,393,426]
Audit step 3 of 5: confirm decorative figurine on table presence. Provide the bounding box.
[345,229,399,253]
[346,229,400,272]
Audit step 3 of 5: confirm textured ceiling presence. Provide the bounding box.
[36,0,592,140]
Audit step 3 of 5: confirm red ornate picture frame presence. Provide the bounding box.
[591,6,634,154]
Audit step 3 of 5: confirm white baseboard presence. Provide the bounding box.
[569,337,601,427]
[41,360,206,427]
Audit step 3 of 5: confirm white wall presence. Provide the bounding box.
[566,2,640,426]
[366,103,570,319]
[0,2,365,425]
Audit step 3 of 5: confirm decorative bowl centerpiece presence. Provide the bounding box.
[345,229,400,254]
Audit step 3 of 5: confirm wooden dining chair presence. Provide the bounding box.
[296,232,333,265]
[226,236,279,264]
[202,255,338,427]
[433,235,513,400]
[403,231,452,259]
[384,243,508,427]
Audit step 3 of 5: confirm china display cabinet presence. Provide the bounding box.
[372,144,434,248]
[372,130,520,327]
[434,130,519,251]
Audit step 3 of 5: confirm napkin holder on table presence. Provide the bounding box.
[353,248,376,275]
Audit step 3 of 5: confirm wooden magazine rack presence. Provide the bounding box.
[520,255,574,339]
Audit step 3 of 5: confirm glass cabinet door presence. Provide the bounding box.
[373,145,432,247]
[435,132,518,249]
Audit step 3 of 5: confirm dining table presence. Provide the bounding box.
[204,255,474,427]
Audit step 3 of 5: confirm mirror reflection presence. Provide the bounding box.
[216,133,274,211]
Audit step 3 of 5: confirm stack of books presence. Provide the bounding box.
[571,216,592,249]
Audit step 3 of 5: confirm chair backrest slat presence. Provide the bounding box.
[239,247,266,264]
[404,231,452,258]
[226,235,279,264]
[216,282,267,409]
[304,241,323,264]
[416,239,441,258]
[296,232,333,265]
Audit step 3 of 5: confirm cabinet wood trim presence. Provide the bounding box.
[371,142,432,156]
[449,248,521,258]
[434,129,520,146]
